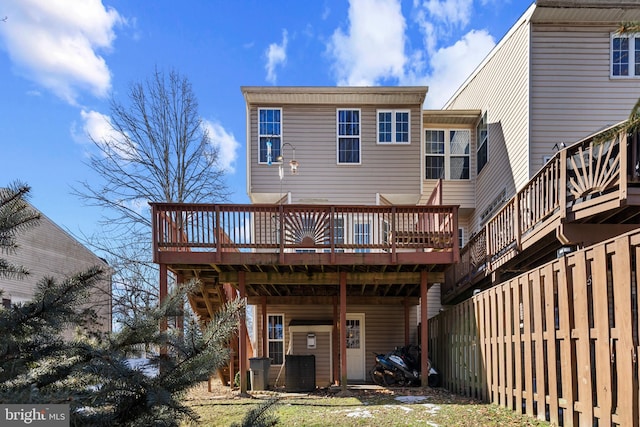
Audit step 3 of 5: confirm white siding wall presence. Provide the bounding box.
[249,104,423,205]
[530,25,640,173]
[446,20,531,234]
[1,211,112,336]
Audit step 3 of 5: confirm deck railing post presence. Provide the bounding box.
[514,193,521,251]
[215,206,221,263]
[619,131,628,201]
[151,204,159,263]
[559,149,567,220]
[279,205,285,264]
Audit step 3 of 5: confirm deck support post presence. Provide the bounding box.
[261,296,268,357]
[238,272,248,394]
[176,272,184,335]
[404,297,410,345]
[332,296,339,385]
[159,264,168,359]
[340,272,347,390]
[420,270,429,387]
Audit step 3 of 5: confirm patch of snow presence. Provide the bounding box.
[346,409,373,418]
[385,404,413,413]
[426,422,439,427]
[126,358,159,377]
[395,395,428,403]
[422,403,441,415]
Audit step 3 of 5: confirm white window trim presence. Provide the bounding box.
[267,313,285,365]
[258,107,283,165]
[425,128,471,180]
[610,32,640,78]
[458,227,465,248]
[336,108,362,165]
[376,109,411,144]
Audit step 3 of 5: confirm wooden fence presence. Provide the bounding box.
[430,229,640,426]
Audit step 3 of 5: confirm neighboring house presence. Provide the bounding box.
[445,0,640,236]
[1,204,112,338]
[438,0,640,302]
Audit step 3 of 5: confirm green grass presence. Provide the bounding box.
[184,386,551,427]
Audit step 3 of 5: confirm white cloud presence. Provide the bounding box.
[203,120,240,174]
[327,0,406,86]
[422,0,474,27]
[0,0,123,104]
[265,30,288,84]
[74,109,137,161]
[422,29,495,108]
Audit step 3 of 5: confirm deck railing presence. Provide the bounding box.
[444,126,636,300]
[151,203,459,260]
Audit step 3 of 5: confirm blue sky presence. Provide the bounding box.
[0,0,530,238]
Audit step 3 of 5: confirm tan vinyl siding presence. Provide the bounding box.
[1,211,112,336]
[530,25,640,173]
[255,302,421,386]
[249,104,423,205]
[446,20,531,234]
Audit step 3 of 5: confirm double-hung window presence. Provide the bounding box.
[267,314,284,365]
[324,217,345,253]
[611,33,640,78]
[259,108,282,164]
[337,109,360,164]
[354,222,370,253]
[377,110,410,144]
[425,129,470,180]
[477,112,488,174]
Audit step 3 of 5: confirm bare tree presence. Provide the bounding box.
[75,69,229,325]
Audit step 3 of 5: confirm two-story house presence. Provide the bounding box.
[151,87,459,391]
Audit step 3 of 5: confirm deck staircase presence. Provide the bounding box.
[188,280,254,386]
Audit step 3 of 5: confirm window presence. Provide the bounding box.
[425,130,445,179]
[377,110,410,144]
[458,228,464,248]
[259,108,282,164]
[425,129,470,180]
[324,217,345,252]
[477,112,488,174]
[611,33,640,77]
[337,109,360,164]
[354,222,370,253]
[2,298,10,309]
[267,314,284,365]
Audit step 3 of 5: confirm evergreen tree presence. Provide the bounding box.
[0,182,246,426]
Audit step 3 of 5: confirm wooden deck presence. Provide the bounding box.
[444,126,640,304]
[151,203,459,302]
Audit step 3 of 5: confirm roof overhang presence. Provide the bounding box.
[532,0,640,24]
[423,109,482,126]
[241,86,428,106]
